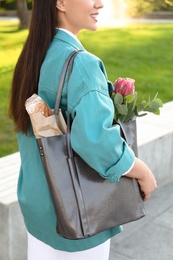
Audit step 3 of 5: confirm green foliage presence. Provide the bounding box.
[111,91,163,123]
[0,21,173,156]
[165,0,173,5]
[0,0,32,10]
[125,0,173,16]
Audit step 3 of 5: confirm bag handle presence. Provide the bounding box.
[54,50,82,115]
[54,50,83,159]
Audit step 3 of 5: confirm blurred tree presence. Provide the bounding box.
[1,0,31,28]
[16,0,29,28]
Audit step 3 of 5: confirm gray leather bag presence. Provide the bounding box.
[37,51,145,240]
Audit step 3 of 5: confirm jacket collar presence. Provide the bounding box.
[54,29,85,50]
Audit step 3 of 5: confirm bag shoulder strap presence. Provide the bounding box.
[54,50,82,115]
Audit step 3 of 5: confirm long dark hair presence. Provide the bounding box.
[9,0,58,133]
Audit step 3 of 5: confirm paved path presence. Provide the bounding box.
[0,17,19,21]
[99,18,173,27]
[109,182,173,260]
[1,17,173,26]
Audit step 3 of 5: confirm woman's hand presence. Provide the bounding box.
[125,157,157,201]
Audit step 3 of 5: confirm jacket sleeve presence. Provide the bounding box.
[68,52,135,183]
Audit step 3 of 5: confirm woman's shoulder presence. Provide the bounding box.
[73,50,107,82]
[75,50,104,68]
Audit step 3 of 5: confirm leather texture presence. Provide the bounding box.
[36,51,145,240]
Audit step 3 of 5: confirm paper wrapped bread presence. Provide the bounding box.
[25,94,53,117]
[25,94,67,138]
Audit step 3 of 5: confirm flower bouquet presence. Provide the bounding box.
[111,77,163,155]
[111,77,163,123]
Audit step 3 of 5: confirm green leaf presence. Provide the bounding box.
[154,98,163,107]
[124,94,135,103]
[116,104,128,115]
[153,109,160,115]
[114,93,123,105]
[143,99,163,113]
[127,92,137,113]
[111,92,116,101]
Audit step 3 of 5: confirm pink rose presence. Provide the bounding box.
[113,77,135,96]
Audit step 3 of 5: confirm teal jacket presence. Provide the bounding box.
[17,29,135,252]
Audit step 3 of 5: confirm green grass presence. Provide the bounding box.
[0,21,173,157]
[0,22,28,157]
[79,24,173,102]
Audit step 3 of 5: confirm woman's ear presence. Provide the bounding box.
[56,0,66,11]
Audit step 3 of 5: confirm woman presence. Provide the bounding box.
[9,0,157,259]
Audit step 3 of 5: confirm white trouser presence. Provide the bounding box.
[27,232,110,260]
